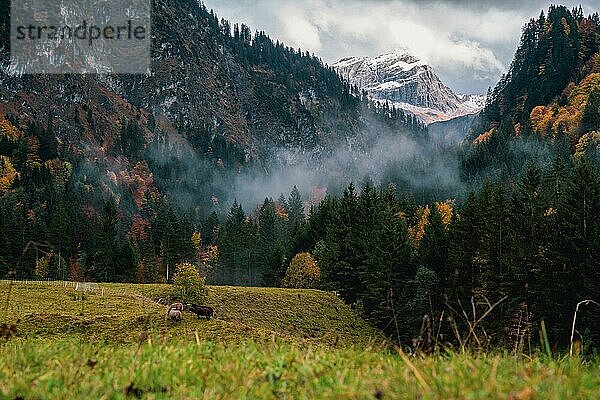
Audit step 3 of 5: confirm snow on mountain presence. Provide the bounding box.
[333,49,485,125]
[457,93,487,110]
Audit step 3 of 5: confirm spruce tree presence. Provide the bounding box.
[219,201,253,285]
[476,182,511,302]
[581,89,600,135]
[317,184,362,303]
[257,199,279,286]
[93,201,119,282]
[287,186,305,233]
[48,197,72,278]
[558,156,600,344]
[419,203,449,312]
[201,212,220,245]
[363,203,414,340]
[508,163,547,320]
[448,193,480,303]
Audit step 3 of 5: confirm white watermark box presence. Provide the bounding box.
[10,0,151,74]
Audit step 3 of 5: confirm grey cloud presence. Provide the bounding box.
[203,0,598,93]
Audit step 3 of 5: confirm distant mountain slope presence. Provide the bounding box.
[472,6,600,145]
[333,49,484,124]
[0,0,424,213]
[462,5,600,180]
[429,113,479,144]
[2,0,357,161]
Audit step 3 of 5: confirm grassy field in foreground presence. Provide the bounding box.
[2,282,600,399]
[0,281,383,347]
[1,339,600,399]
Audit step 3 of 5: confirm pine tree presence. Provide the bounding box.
[363,203,414,341]
[508,163,547,318]
[419,203,449,312]
[581,89,600,135]
[558,156,600,344]
[287,186,304,233]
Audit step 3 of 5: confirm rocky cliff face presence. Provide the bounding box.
[333,49,484,125]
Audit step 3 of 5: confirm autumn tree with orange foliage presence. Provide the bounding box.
[282,253,320,289]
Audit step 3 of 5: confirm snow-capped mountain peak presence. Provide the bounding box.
[332,50,484,125]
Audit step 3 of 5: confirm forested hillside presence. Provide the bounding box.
[0,0,424,282]
[465,5,600,180]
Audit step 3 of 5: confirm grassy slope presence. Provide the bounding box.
[1,281,384,347]
[2,282,600,399]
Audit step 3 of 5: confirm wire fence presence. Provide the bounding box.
[0,279,167,307]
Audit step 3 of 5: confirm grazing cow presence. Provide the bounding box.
[166,308,182,322]
[187,304,214,320]
[166,303,185,322]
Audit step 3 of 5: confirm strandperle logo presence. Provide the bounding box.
[15,20,148,46]
[10,0,151,74]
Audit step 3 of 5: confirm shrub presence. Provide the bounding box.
[282,253,320,289]
[171,263,208,304]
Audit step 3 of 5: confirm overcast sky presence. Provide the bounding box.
[202,0,599,94]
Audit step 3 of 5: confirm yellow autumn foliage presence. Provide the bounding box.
[474,128,495,144]
[0,118,21,141]
[530,106,555,136]
[569,73,600,108]
[192,232,202,254]
[531,73,600,138]
[283,253,320,289]
[588,53,600,74]
[35,252,55,279]
[408,202,453,248]
[45,159,73,187]
[575,131,600,156]
[202,245,219,263]
[551,105,579,135]
[0,156,18,193]
[408,205,430,248]
[26,137,42,169]
[436,200,454,227]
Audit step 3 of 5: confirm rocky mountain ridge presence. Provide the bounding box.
[333,49,484,124]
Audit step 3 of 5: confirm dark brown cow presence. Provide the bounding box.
[187,304,214,320]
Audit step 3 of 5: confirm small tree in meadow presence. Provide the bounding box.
[171,262,208,304]
[283,253,320,289]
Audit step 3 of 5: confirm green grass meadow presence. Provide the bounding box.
[1,281,600,399]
